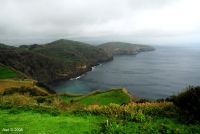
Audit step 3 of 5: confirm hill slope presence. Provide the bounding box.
[0,64,22,79]
[0,39,113,83]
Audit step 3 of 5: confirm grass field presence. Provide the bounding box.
[0,103,199,134]
[58,88,131,105]
[0,109,103,134]
[78,89,131,105]
[0,66,18,79]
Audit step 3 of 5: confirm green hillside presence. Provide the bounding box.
[0,39,113,83]
[77,89,131,105]
[20,39,113,65]
[0,66,17,79]
[0,64,25,79]
[0,43,15,49]
[58,88,132,105]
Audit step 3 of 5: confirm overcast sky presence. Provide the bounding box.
[0,0,200,45]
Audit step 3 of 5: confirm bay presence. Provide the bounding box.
[52,46,200,99]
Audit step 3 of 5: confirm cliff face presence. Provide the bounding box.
[0,39,113,83]
[0,50,68,83]
[99,42,155,55]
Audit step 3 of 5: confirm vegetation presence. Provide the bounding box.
[0,100,199,134]
[0,64,25,79]
[0,39,113,83]
[77,89,131,105]
[0,109,102,134]
[58,88,131,105]
[99,117,200,134]
[27,39,113,64]
[0,84,200,133]
[171,86,200,121]
[0,79,50,95]
[0,43,15,49]
[3,87,48,96]
[0,66,18,79]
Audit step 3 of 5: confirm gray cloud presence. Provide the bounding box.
[0,0,200,45]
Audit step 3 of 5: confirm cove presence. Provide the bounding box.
[52,46,200,100]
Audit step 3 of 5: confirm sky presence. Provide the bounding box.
[0,0,200,45]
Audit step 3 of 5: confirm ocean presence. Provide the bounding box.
[52,45,200,99]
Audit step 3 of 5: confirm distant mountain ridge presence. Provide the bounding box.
[99,42,155,55]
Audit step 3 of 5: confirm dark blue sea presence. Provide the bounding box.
[52,45,200,99]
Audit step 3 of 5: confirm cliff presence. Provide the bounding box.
[0,39,113,83]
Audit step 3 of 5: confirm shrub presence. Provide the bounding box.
[136,99,150,103]
[172,86,200,121]
[0,94,35,106]
[130,111,146,122]
[99,121,125,134]
[77,102,174,121]
[83,103,130,119]
[126,102,175,117]
[8,107,21,114]
[36,97,46,104]
[51,97,69,109]
[3,87,48,96]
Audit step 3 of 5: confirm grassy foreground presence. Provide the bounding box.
[0,102,199,134]
[0,88,200,134]
[0,109,102,134]
[0,69,199,133]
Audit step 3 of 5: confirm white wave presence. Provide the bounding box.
[70,74,84,80]
[91,66,96,71]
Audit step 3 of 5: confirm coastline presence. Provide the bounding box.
[47,58,113,89]
[48,48,155,91]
